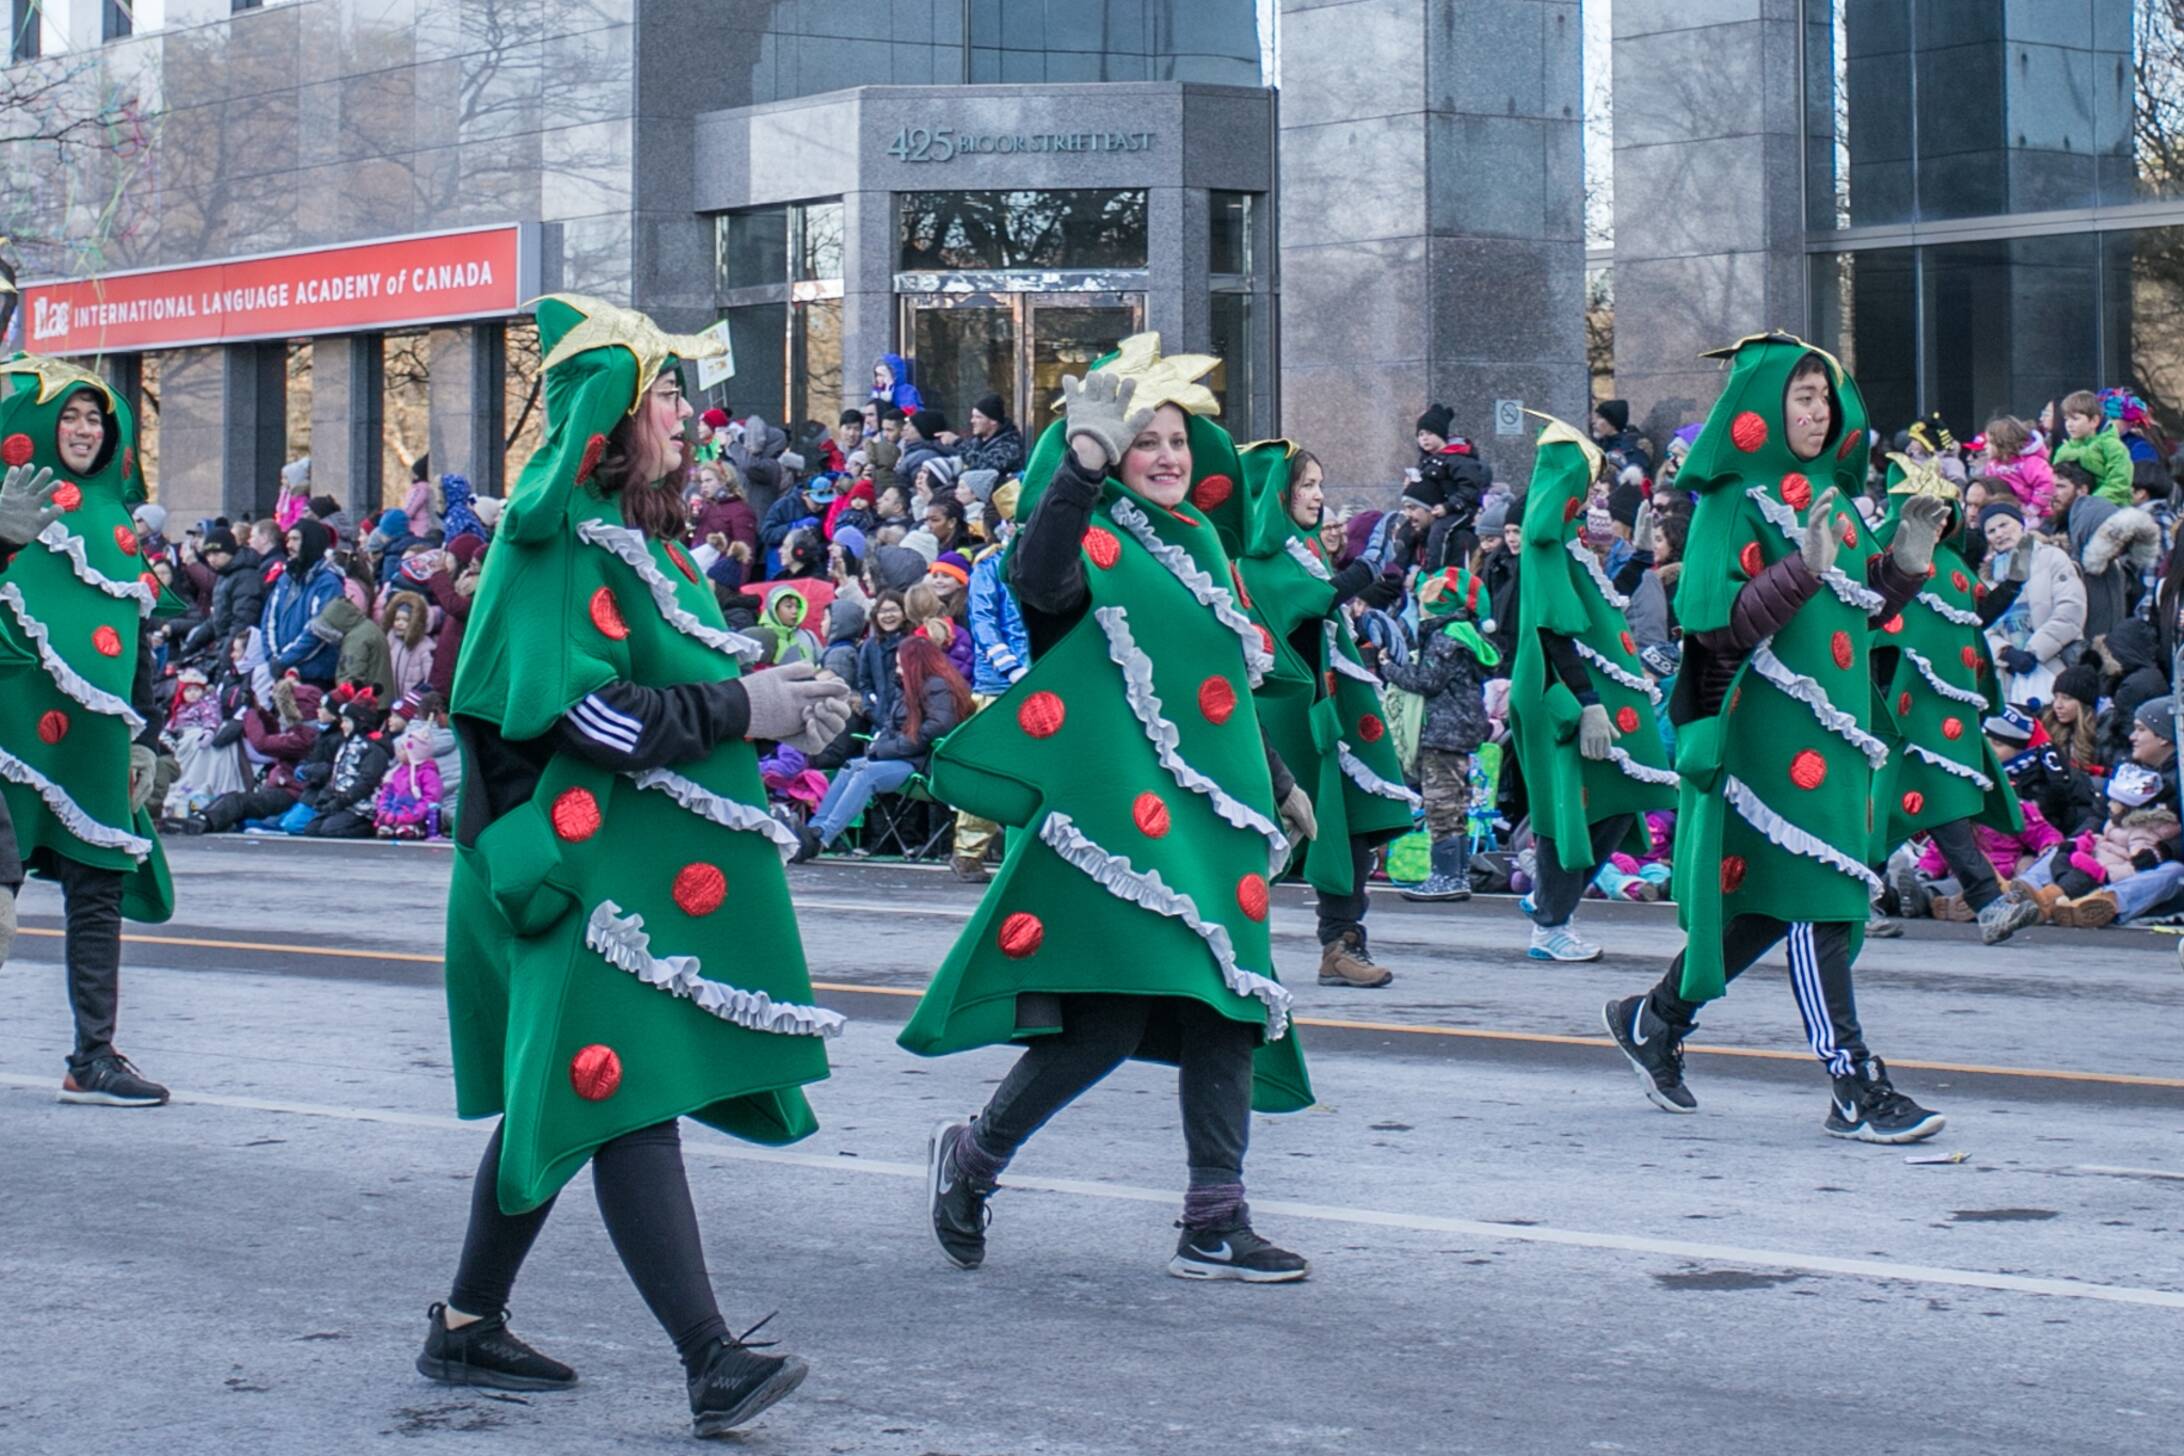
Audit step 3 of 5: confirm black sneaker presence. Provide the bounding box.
[688,1317,808,1438]
[1168,1214,1309,1283]
[1825,1058,1945,1144]
[1603,995,1697,1113]
[926,1119,996,1270]
[414,1302,577,1392]
[57,1053,169,1107]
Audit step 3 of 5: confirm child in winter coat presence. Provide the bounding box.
[2028,761,2181,927]
[1979,416,2057,519]
[1596,809,1677,901]
[2051,389,2136,506]
[1381,568,1497,900]
[300,699,393,838]
[161,668,245,821]
[373,726,446,839]
[382,590,436,701]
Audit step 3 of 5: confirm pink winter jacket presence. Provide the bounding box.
[373,758,444,827]
[1916,803,2062,880]
[1988,445,2056,518]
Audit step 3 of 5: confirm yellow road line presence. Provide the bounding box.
[18,927,2183,1091]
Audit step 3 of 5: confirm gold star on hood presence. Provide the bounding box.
[1,353,117,408]
[535,293,727,416]
[1523,408,1605,481]
[1698,329,1848,387]
[1886,451,1961,502]
[1056,331,1223,418]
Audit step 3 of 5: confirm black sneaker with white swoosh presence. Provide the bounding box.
[1168,1216,1309,1283]
[1603,995,1697,1113]
[1824,1058,1945,1144]
[926,1119,996,1270]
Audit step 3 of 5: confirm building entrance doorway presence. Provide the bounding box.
[900,291,1144,430]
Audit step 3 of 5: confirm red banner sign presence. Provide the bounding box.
[20,225,533,355]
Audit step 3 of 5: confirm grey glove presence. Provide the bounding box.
[128,744,158,813]
[0,464,61,548]
[1889,494,1950,579]
[1798,485,1843,578]
[2003,535,2035,583]
[1577,702,1618,762]
[1631,499,1657,556]
[781,692,854,755]
[1058,370,1151,474]
[0,883,15,969]
[1280,783,1319,843]
[740,661,851,743]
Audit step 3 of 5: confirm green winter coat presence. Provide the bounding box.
[318,595,393,699]
[899,339,1311,1113]
[1507,414,1676,865]
[1670,335,1886,1000]
[445,295,838,1216]
[2051,424,2134,507]
[0,355,176,922]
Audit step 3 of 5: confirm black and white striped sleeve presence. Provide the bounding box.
[551,679,751,772]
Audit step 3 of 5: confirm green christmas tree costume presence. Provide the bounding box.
[1195,439,1418,896]
[0,355,177,923]
[1671,334,1887,1000]
[898,337,1310,1112]
[1507,414,1676,866]
[445,296,840,1216]
[1869,455,2022,854]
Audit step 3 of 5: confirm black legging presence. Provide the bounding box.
[449,1119,728,1369]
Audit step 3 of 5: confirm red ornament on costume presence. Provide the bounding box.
[1,433,31,466]
[1357,713,1386,743]
[1961,645,1981,672]
[589,586,629,640]
[1837,431,1860,459]
[1779,472,1812,510]
[1882,614,1904,635]
[1132,791,1171,838]
[666,542,699,583]
[1561,497,1584,523]
[1838,515,1857,548]
[91,625,122,657]
[1721,856,1747,894]
[1898,691,1913,717]
[122,446,134,482]
[1230,564,1252,610]
[1731,412,1769,452]
[1830,630,1853,670]
[1901,790,1926,816]
[1082,526,1121,569]
[1257,625,1276,658]
[1615,705,1640,734]
[1951,570,1969,594]
[1198,676,1237,724]
[114,526,139,556]
[52,481,82,512]
[139,571,161,596]
[672,862,727,917]
[36,709,68,744]
[551,787,602,842]
[998,912,1044,959]
[1018,690,1066,738]
[1941,717,1964,740]
[575,433,608,485]
[1192,474,1233,511]
[569,1044,622,1101]
[1789,749,1828,790]
[1620,630,1636,656]
[1236,874,1269,922]
[1739,542,1765,577]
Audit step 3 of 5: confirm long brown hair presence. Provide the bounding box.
[589,412,691,540]
[898,633,971,743]
[2041,702,2099,767]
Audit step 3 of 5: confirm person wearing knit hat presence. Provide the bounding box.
[916,454,964,500]
[897,527,941,566]
[2051,661,2100,715]
[908,408,949,443]
[1380,565,1500,904]
[928,550,971,588]
[1416,402,1455,443]
[868,543,929,592]
[960,395,1026,477]
[701,407,729,431]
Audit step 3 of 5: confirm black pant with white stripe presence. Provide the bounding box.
[1647,915,1868,1078]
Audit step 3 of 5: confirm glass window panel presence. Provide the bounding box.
[720,208,789,292]
[1210,191,1253,277]
[725,302,788,425]
[2109,1,2184,205]
[2100,225,2184,445]
[1208,292,1254,438]
[910,303,1019,429]
[1810,247,1918,435]
[898,190,1149,271]
[1029,304,1139,418]
[1923,234,2099,434]
[792,297,844,434]
[797,201,844,283]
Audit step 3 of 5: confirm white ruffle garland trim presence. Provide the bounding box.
[0,582,146,731]
[1109,498,1272,686]
[38,522,157,617]
[1096,606,1290,874]
[0,739,153,860]
[1901,648,1991,708]
[576,520,765,664]
[1574,640,1663,704]
[1748,639,1889,769]
[1567,538,1630,609]
[1037,811,1292,1040]
[1915,590,1982,628]
[1284,536,1332,581]
[1745,488,1886,612]
[585,900,846,1038]
[1324,621,1383,687]
[1903,742,1996,790]
[1723,774,1884,892]
[1604,745,1681,787]
[627,766,801,859]
[1336,741,1424,809]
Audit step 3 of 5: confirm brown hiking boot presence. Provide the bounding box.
[2057,890,2120,929]
[2025,883,2066,921]
[1317,931,1393,988]
[950,854,990,884]
[1929,894,1973,922]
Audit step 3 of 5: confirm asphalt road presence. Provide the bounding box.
[4,837,2181,1455]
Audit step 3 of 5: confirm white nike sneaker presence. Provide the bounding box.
[1528,923,1602,962]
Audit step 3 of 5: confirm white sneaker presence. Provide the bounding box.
[1528,923,1602,962]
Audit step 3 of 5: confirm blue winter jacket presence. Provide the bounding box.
[870,352,924,413]
[260,559,346,684]
[966,549,1030,696]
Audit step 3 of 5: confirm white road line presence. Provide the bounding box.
[2072,1164,2184,1182]
[7,1073,2179,1311]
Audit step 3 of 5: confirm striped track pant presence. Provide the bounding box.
[1651,915,1868,1077]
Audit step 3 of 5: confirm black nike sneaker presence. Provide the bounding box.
[1169,1215,1309,1283]
[1603,995,1697,1113]
[926,1119,996,1270]
[57,1053,168,1107]
[414,1303,577,1392]
[1824,1058,1945,1144]
[688,1316,808,1438]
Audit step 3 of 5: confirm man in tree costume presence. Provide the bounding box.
[1197,438,1419,989]
[0,355,177,1107]
[420,295,852,1437]
[909,334,1317,1283]
[1604,333,1954,1144]
[1508,413,1678,962]
[1870,452,2039,946]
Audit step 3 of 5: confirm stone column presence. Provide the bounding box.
[148,347,226,526]
[222,341,287,521]
[310,334,385,515]
[840,188,898,425]
[1278,0,1588,498]
[427,323,507,498]
[1610,0,1806,444]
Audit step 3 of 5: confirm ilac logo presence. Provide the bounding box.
[31,297,71,340]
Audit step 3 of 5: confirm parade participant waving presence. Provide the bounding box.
[1202,439,1419,988]
[906,334,1314,1284]
[1507,414,1677,962]
[0,356,178,1105]
[1604,333,1951,1144]
[419,296,852,1438]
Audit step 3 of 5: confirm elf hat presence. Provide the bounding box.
[1420,565,1488,620]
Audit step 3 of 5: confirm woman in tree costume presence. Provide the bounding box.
[1198,439,1419,989]
[1602,333,1954,1144]
[1507,413,1678,963]
[909,334,1317,1284]
[0,355,176,1107]
[1869,453,2039,946]
[419,295,853,1438]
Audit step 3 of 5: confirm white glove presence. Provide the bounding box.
[1058,371,1151,474]
[128,744,158,812]
[0,464,61,548]
[1890,494,1949,578]
[1799,485,1843,577]
[1577,703,1618,762]
[781,693,855,755]
[1631,499,1657,556]
[1280,784,1319,843]
[741,661,851,743]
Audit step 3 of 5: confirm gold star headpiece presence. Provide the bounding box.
[1524,409,1605,482]
[1886,451,1961,502]
[534,294,727,416]
[1,353,118,408]
[1053,332,1221,418]
[1699,329,1847,387]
